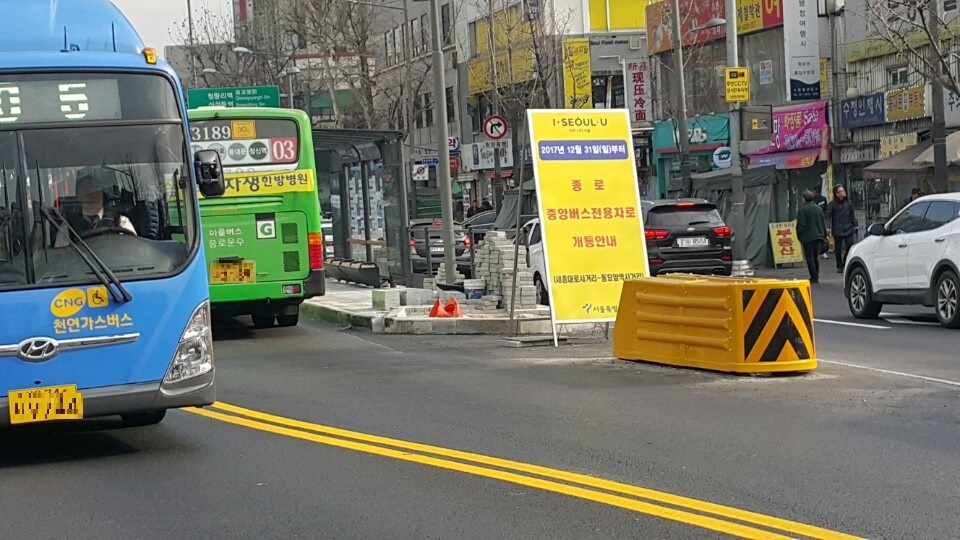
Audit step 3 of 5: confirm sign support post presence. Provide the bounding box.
[724,1,751,276]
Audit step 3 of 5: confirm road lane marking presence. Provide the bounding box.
[820,359,960,388]
[186,402,861,540]
[187,407,791,539]
[813,319,891,329]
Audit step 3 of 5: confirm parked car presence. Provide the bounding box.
[844,193,960,328]
[409,218,473,277]
[520,199,733,306]
[641,199,733,277]
[463,210,497,245]
[321,217,333,257]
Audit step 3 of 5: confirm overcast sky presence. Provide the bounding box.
[111,0,232,57]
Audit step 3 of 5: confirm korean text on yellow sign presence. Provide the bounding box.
[202,168,317,198]
[562,39,593,109]
[725,68,750,103]
[768,221,804,265]
[527,109,648,324]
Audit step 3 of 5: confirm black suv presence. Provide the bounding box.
[642,199,733,276]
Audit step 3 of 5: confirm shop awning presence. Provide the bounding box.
[864,141,931,181]
[746,149,821,170]
[914,132,960,165]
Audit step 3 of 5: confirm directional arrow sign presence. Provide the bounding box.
[483,114,508,140]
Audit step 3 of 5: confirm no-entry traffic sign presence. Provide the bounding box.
[483,115,508,140]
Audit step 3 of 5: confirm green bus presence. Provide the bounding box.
[187,107,325,328]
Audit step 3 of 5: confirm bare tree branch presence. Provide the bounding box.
[858,0,960,95]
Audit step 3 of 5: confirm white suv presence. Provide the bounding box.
[844,194,960,327]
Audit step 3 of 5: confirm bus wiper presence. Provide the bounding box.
[39,206,132,303]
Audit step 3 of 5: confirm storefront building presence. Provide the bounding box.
[651,113,730,197]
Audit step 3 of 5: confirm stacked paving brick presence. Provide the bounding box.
[473,232,528,297]
[500,270,538,313]
[434,263,466,284]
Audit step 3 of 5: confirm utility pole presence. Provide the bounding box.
[427,0,457,284]
[724,0,749,275]
[486,0,502,210]
[400,0,414,282]
[669,0,692,196]
[929,0,949,193]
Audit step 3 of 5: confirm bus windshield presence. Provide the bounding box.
[0,72,197,290]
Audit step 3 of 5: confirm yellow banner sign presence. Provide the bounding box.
[885,85,928,122]
[205,168,316,198]
[769,221,804,265]
[528,109,648,324]
[725,68,750,102]
[879,133,918,159]
[562,38,593,109]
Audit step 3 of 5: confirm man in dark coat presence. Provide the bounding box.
[797,190,827,283]
[825,184,858,273]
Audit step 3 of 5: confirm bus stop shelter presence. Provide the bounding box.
[312,129,408,285]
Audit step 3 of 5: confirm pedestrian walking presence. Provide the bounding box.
[825,184,858,273]
[901,187,922,211]
[797,190,827,283]
[812,185,830,259]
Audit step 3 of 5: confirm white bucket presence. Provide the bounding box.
[463,278,486,299]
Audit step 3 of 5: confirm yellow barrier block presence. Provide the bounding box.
[612,274,816,373]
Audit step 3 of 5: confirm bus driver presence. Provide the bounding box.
[55,166,136,246]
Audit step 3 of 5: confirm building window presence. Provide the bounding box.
[441,3,453,46]
[412,18,421,56]
[468,22,478,57]
[421,14,429,50]
[889,66,909,87]
[416,94,424,128]
[423,93,434,127]
[446,87,456,122]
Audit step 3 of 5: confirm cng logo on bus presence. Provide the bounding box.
[50,289,87,318]
[50,286,111,317]
[256,216,276,239]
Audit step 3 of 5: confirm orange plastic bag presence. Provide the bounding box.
[429,297,463,318]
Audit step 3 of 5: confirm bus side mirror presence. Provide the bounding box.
[194,149,225,197]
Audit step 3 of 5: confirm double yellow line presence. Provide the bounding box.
[187,403,861,540]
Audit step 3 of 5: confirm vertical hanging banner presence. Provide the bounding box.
[783,0,820,100]
[562,38,593,109]
[625,58,653,127]
[528,109,649,327]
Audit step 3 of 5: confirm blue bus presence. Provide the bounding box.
[0,0,226,427]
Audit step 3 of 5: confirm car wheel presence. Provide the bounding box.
[534,275,550,306]
[935,270,960,328]
[847,267,882,319]
[121,409,166,427]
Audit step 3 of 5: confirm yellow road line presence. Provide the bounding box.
[207,401,861,540]
[187,406,790,539]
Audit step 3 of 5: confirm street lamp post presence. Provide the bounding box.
[281,66,302,108]
[723,0,748,274]
[413,0,457,285]
[668,14,725,197]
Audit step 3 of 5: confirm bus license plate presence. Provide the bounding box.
[210,261,256,284]
[8,385,83,425]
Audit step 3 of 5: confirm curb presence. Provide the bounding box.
[301,302,374,330]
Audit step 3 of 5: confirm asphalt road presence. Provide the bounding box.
[2,279,960,539]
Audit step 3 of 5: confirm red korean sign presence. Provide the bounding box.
[646,0,727,54]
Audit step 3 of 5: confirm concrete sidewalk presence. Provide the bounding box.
[302,281,580,336]
[304,261,839,336]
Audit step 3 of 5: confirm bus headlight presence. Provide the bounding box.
[165,301,214,383]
